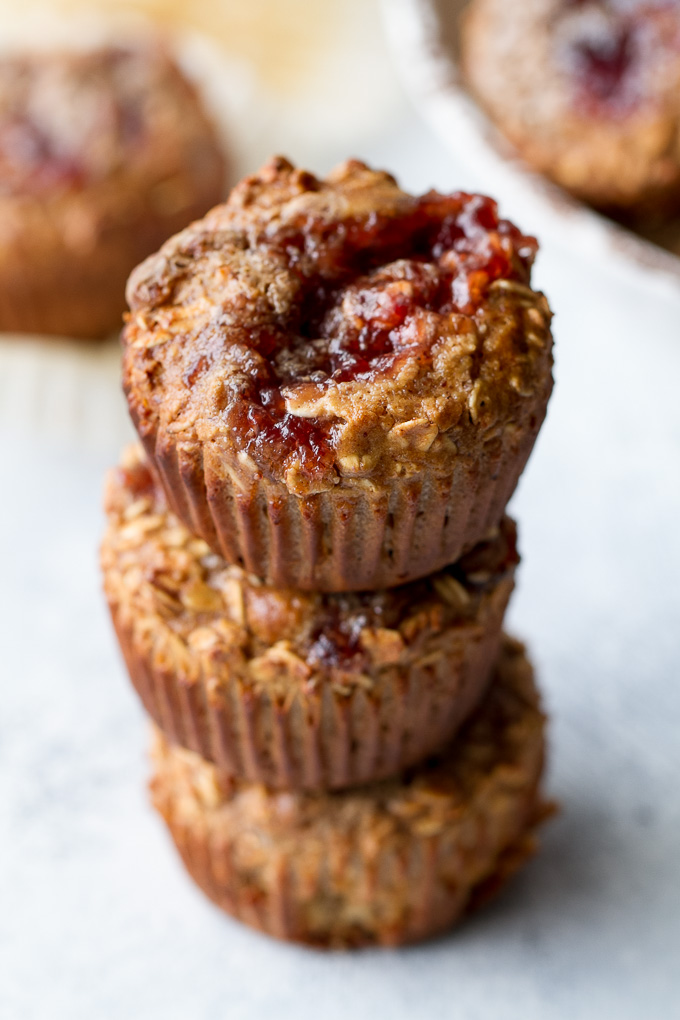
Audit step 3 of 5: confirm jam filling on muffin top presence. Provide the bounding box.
[0,46,186,196]
[126,158,551,491]
[221,189,537,480]
[559,1,680,114]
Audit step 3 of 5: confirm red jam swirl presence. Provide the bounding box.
[217,191,537,481]
[235,401,338,481]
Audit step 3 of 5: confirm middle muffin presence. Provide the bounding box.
[122,156,553,591]
[102,445,519,791]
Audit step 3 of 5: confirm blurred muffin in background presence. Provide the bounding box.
[462,0,680,219]
[149,636,548,948]
[0,43,227,338]
[10,0,398,167]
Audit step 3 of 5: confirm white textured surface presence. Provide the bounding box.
[1,58,680,1020]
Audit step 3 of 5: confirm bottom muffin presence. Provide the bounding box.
[150,637,548,948]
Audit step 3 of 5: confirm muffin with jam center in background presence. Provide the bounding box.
[150,636,549,948]
[0,42,227,338]
[462,0,680,219]
[123,156,553,591]
[102,444,519,790]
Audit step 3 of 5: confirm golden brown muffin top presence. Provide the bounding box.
[0,43,223,198]
[123,157,553,496]
[151,635,544,836]
[102,445,518,689]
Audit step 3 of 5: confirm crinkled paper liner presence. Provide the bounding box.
[149,706,548,948]
[110,575,513,791]
[155,796,543,948]
[141,410,544,592]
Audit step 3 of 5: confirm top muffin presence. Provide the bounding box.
[462,0,680,217]
[0,43,226,337]
[123,157,553,591]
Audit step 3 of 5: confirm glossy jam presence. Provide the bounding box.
[235,402,336,481]
[220,192,537,480]
[307,610,369,668]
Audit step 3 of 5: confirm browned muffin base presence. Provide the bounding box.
[150,636,548,948]
[168,802,544,948]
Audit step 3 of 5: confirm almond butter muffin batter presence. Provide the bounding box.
[102,445,519,790]
[0,43,226,337]
[123,156,553,590]
[462,0,680,216]
[150,636,547,948]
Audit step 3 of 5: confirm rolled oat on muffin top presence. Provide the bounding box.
[0,42,226,337]
[462,0,680,216]
[123,157,553,590]
[102,444,518,790]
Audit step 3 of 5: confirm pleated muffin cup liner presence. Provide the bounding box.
[110,573,514,791]
[141,405,544,592]
[148,637,547,948]
[155,783,543,948]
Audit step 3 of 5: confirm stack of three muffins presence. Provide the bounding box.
[101,157,555,947]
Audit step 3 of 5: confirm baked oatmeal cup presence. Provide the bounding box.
[123,156,553,590]
[150,636,549,948]
[0,42,226,337]
[462,0,680,217]
[102,445,519,790]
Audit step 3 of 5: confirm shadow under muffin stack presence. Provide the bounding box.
[101,157,555,947]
